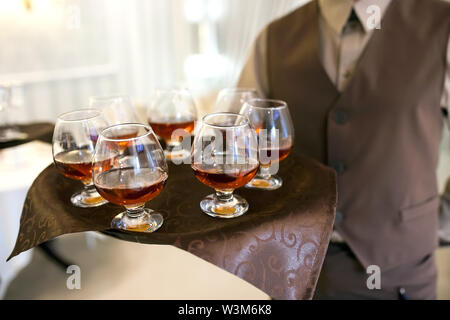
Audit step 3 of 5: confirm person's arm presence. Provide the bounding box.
[441,34,450,117]
[237,29,270,97]
[439,34,450,244]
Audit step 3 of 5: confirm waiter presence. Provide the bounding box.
[239,0,450,299]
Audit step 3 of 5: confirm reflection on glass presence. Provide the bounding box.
[240,99,294,190]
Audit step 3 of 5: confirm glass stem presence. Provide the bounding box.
[215,190,234,203]
[82,182,98,197]
[259,165,272,180]
[125,204,146,219]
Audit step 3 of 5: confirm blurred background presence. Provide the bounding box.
[0,0,308,300]
[1,0,449,300]
[0,0,307,120]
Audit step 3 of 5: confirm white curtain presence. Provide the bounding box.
[0,0,309,122]
[217,0,308,86]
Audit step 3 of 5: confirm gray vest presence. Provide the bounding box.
[267,0,450,270]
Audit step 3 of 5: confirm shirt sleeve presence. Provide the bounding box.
[237,28,270,98]
[441,33,450,111]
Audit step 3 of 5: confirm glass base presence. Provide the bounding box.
[70,187,108,208]
[111,209,163,233]
[245,174,283,191]
[200,193,249,219]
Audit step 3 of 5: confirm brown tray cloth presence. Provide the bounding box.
[8,154,336,300]
[0,122,54,150]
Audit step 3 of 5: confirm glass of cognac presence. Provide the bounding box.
[213,87,259,113]
[52,109,109,208]
[147,88,197,161]
[93,123,168,233]
[240,99,294,190]
[192,113,259,219]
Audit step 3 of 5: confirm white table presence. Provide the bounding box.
[0,141,53,298]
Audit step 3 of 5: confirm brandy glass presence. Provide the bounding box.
[52,109,109,208]
[240,99,294,190]
[213,87,259,113]
[89,95,141,125]
[192,113,259,218]
[147,88,197,160]
[93,123,168,233]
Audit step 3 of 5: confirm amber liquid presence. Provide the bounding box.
[192,163,259,190]
[94,167,168,206]
[105,130,140,150]
[148,119,195,142]
[54,149,94,182]
[55,149,115,183]
[113,131,139,140]
[259,146,292,165]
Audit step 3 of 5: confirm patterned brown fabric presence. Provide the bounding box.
[8,154,336,300]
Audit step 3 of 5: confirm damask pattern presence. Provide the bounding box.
[9,153,336,300]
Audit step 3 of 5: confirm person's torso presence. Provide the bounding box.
[266,0,450,269]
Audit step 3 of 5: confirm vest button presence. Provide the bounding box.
[334,109,349,124]
[332,162,345,175]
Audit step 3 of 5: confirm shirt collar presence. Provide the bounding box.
[318,0,391,34]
